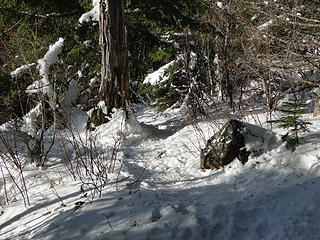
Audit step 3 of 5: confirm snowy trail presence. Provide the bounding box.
[1,107,320,239]
[94,108,320,240]
[117,108,320,239]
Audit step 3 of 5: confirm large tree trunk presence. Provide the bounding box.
[99,0,129,116]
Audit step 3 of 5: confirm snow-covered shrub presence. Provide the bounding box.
[138,44,217,116]
[6,38,66,168]
[138,61,184,111]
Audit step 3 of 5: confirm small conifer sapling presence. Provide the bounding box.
[269,96,311,151]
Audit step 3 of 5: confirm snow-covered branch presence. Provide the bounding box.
[79,0,100,24]
[25,38,64,100]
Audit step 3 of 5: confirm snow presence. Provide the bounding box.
[89,77,98,87]
[60,79,80,117]
[1,104,320,239]
[3,55,320,239]
[217,2,223,9]
[251,14,258,21]
[189,51,197,70]
[242,121,282,155]
[79,0,100,24]
[14,38,64,137]
[20,103,42,137]
[97,100,109,115]
[10,63,35,79]
[257,19,274,30]
[26,38,64,98]
[143,60,175,85]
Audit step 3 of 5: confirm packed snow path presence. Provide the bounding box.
[1,106,320,240]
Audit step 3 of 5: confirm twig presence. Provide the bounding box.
[3,18,23,34]
[126,167,146,188]
[102,214,113,229]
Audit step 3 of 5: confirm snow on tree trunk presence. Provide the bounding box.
[99,0,129,117]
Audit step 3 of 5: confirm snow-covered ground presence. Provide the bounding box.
[1,105,320,240]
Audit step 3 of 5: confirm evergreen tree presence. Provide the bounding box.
[269,96,312,151]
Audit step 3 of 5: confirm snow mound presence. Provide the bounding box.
[242,121,282,155]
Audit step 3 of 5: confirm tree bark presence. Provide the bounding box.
[99,0,129,116]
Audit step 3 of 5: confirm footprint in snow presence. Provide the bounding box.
[151,208,161,222]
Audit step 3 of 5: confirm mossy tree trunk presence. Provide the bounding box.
[99,0,129,117]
